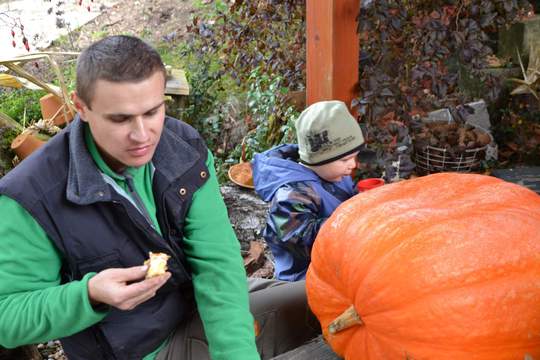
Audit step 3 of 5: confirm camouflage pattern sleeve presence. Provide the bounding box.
[265,182,326,258]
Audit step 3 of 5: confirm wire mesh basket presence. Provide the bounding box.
[414,144,488,174]
[413,125,492,175]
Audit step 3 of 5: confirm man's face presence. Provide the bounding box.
[310,151,359,183]
[73,71,166,172]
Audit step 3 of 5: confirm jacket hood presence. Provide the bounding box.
[252,144,321,201]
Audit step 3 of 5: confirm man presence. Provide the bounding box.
[0,35,318,360]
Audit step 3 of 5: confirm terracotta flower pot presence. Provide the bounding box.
[40,93,74,126]
[10,131,46,160]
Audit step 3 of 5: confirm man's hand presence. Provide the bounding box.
[87,266,171,311]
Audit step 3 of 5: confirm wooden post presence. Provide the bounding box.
[306,0,360,111]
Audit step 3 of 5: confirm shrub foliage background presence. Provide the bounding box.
[356,0,534,172]
[2,0,539,180]
[178,0,306,180]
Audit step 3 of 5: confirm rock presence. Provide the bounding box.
[425,108,453,123]
[461,100,491,131]
[425,100,491,131]
[220,184,268,252]
[220,184,275,278]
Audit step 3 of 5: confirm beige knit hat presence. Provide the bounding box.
[296,100,365,165]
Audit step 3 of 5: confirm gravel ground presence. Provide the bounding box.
[37,341,65,360]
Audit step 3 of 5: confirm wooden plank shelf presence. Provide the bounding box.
[165,68,189,96]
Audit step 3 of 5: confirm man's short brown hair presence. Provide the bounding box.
[76,35,166,108]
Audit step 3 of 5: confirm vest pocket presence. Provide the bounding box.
[77,251,122,275]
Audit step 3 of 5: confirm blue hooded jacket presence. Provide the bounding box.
[252,144,356,281]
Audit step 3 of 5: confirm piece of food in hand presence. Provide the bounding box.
[144,252,170,279]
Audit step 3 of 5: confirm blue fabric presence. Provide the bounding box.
[252,144,356,281]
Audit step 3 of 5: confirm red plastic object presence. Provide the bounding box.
[357,178,385,192]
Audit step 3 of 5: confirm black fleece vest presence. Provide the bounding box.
[0,117,209,360]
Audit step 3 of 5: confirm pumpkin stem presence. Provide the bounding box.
[328,305,363,334]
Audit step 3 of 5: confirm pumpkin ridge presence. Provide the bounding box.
[356,269,540,322]
[344,204,540,313]
[362,275,540,346]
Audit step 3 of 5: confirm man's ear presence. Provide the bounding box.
[71,92,88,121]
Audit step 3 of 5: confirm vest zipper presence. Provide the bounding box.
[123,173,156,229]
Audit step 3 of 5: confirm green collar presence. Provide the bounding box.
[84,123,144,180]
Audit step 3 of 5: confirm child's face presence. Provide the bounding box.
[310,152,359,182]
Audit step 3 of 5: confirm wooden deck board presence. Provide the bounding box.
[271,336,341,360]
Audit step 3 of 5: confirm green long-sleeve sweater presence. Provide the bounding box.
[0,129,259,359]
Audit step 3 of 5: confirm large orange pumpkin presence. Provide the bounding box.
[306,173,540,359]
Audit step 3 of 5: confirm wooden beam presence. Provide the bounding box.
[306,0,360,110]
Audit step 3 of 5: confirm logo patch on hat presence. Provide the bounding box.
[307,131,330,152]
[307,131,356,154]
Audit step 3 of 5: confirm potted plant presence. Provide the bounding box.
[0,52,77,164]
